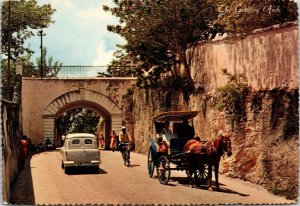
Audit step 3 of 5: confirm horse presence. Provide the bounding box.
[183,137,206,187]
[183,137,217,188]
[206,135,232,191]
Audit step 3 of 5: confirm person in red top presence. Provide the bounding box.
[99,134,105,148]
[158,140,169,153]
[19,135,29,169]
[110,129,117,152]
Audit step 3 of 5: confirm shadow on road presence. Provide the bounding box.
[129,164,140,167]
[167,177,249,197]
[67,167,108,175]
[10,153,36,205]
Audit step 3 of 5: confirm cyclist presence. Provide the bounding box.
[118,126,132,163]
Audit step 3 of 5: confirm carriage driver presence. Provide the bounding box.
[118,126,132,162]
[177,118,195,139]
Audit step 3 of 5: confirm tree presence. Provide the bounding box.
[36,48,63,77]
[1,0,55,100]
[1,52,40,99]
[104,0,222,88]
[107,45,136,77]
[1,0,55,59]
[56,108,100,135]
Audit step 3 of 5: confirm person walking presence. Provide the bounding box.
[19,135,29,169]
[110,129,117,152]
[99,134,105,148]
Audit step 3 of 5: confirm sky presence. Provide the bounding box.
[26,0,125,73]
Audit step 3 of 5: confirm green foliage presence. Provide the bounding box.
[268,88,299,139]
[1,0,55,59]
[283,89,299,140]
[1,0,55,100]
[107,46,136,77]
[215,69,248,128]
[215,0,298,36]
[250,91,264,121]
[104,0,222,88]
[269,180,298,200]
[126,88,134,96]
[122,87,134,99]
[1,53,40,99]
[56,108,100,135]
[36,48,63,77]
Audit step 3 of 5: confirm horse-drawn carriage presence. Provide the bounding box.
[147,111,209,185]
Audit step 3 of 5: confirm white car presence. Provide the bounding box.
[60,133,101,174]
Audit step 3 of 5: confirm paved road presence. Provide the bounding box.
[10,150,295,205]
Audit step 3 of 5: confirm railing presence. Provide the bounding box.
[57,66,108,77]
[23,66,110,78]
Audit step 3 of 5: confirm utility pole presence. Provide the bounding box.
[37,30,46,77]
[7,0,11,99]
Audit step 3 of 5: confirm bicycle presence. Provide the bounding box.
[120,142,131,166]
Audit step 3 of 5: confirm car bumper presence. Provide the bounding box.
[64,160,101,167]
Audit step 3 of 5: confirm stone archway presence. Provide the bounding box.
[42,89,123,148]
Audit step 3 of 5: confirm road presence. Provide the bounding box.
[10,150,295,205]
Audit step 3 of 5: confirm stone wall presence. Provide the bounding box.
[130,23,298,199]
[189,22,298,93]
[2,100,22,203]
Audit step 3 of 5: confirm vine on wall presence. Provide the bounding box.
[214,69,248,130]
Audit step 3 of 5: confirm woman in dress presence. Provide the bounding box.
[110,130,117,152]
[99,134,105,148]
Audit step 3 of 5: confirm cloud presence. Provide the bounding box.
[77,9,101,19]
[39,0,74,10]
[76,8,119,25]
[92,41,115,67]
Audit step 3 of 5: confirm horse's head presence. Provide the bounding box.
[221,136,232,157]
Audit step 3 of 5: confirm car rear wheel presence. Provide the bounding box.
[61,161,64,169]
[93,166,99,173]
[64,167,70,174]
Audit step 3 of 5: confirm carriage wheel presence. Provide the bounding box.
[147,148,155,177]
[156,155,171,185]
[195,163,209,184]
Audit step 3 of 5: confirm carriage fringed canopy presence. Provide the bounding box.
[153,111,200,122]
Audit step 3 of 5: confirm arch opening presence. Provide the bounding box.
[42,90,123,149]
[54,101,112,148]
